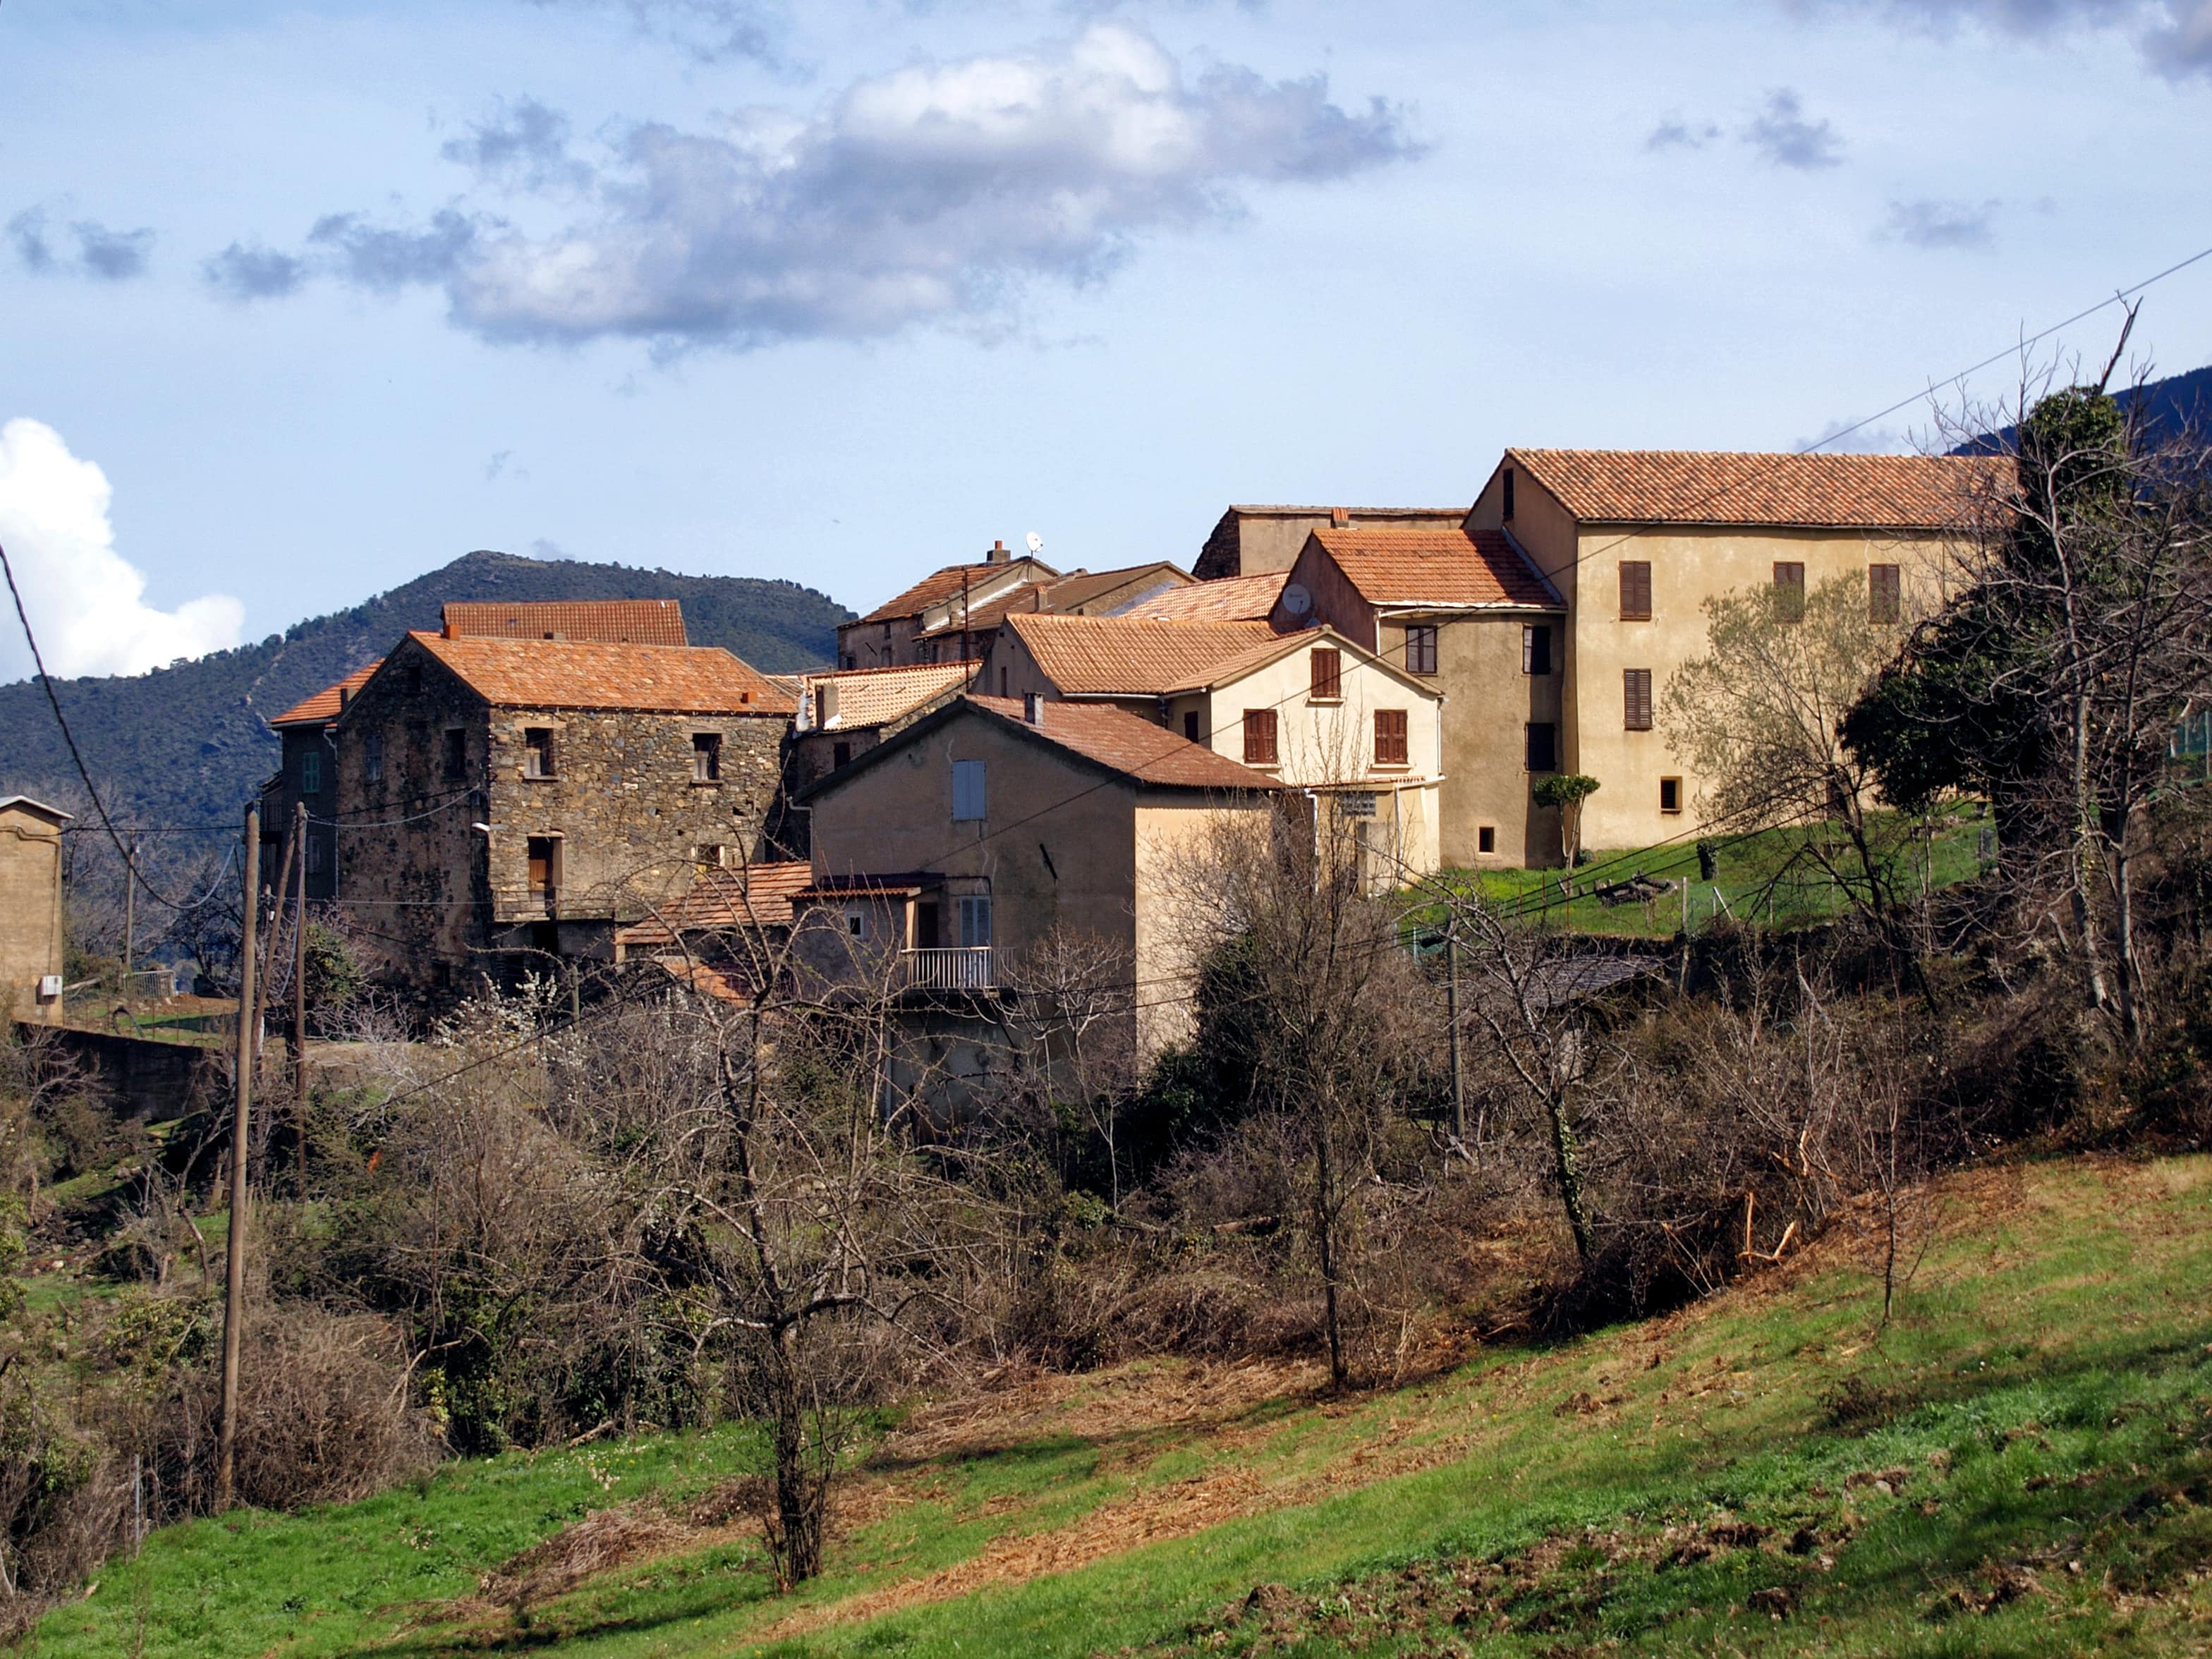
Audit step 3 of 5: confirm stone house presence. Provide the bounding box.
[798,693,1280,1073]
[1270,525,1564,869]
[1194,504,1468,581]
[262,660,380,901]
[328,629,793,993]
[978,613,1447,882]
[1,796,71,1023]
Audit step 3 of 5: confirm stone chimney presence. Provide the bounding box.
[1330,506,1350,528]
[987,539,1009,564]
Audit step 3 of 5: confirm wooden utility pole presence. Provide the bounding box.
[122,833,136,980]
[1445,929,1466,1153]
[217,803,260,1512]
[293,800,310,1197]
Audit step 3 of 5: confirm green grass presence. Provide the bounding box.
[37,1154,2212,1657]
[1430,801,1993,939]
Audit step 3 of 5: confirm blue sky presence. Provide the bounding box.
[2,0,2208,678]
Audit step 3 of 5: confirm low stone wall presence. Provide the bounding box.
[22,1023,221,1122]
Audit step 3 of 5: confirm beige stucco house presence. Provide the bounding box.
[1,796,71,1024]
[1195,504,1468,580]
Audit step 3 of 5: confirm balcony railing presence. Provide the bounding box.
[901,947,995,990]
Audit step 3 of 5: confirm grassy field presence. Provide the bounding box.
[32,1150,2212,1657]
[1421,801,1993,940]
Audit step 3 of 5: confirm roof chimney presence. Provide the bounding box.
[1023,691,1044,727]
[337,686,350,710]
[1330,506,1350,528]
[988,539,1009,564]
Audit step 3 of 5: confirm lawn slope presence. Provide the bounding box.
[35,1154,2212,1657]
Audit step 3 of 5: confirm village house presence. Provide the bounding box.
[785,658,978,801]
[980,612,1446,882]
[1116,570,1288,623]
[1,796,71,1024]
[1195,504,1468,581]
[798,693,1280,1079]
[327,627,793,994]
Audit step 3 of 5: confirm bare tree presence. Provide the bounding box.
[997,928,1138,1208]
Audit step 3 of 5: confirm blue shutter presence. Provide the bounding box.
[952,759,986,822]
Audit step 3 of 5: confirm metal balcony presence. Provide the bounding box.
[901,947,995,990]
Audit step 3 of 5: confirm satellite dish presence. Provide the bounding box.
[1025,531,1043,555]
[1282,582,1312,616]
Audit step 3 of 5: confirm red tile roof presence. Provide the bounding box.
[805,660,977,728]
[1003,614,1282,697]
[1312,528,1562,610]
[1506,449,2010,529]
[1117,571,1287,622]
[270,660,383,729]
[964,695,1280,791]
[912,582,1055,640]
[405,632,796,714]
[614,861,816,948]
[856,561,1051,626]
[441,599,688,645]
[1040,562,1192,612]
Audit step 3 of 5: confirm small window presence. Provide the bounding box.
[692,731,722,782]
[1774,561,1806,622]
[1183,711,1201,743]
[1869,563,1902,624]
[526,836,558,904]
[1242,709,1279,766]
[952,758,987,822]
[694,843,727,873]
[999,667,1009,698]
[1502,468,1516,522]
[1526,722,1557,773]
[1373,709,1409,767]
[524,728,554,779]
[832,740,852,770]
[305,834,326,875]
[442,729,467,779]
[842,654,856,670]
[957,895,992,949]
[1523,624,1552,676]
[1309,648,1342,701]
[405,664,424,695]
[1624,669,1653,731]
[1404,624,1438,676]
[1660,777,1682,814]
[1620,561,1653,621]
[844,906,866,939]
[363,732,383,784]
[300,750,322,795]
[1478,825,1496,855]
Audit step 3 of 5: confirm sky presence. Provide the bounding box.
[1,0,2208,680]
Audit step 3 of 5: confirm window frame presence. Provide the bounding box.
[1523,624,1552,676]
[951,758,988,822]
[525,834,560,906]
[442,727,468,781]
[957,894,993,950]
[1526,722,1557,773]
[1619,561,1653,621]
[300,749,322,796]
[691,731,722,784]
[1624,667,1654,731]
[1373,708,1409,767]
[1477,825,1496,855]
[1308,647,1342,703]
[1773,561,1806,623]
[523,727,556,779]
[363,732,383,784]
[1241,708,1280,767]
[1869,563,1902,624]
[1660,777,1683,815]
[1404,624,1438,677]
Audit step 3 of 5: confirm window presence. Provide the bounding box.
[844,906,866,939]
[1373,709,1409,767]
[832,741,852,770]
[914,901,940,949]
[1620,561,1653,621]
[694,843,727,873]
[1309,647,1342,701]
[1523,624,1552,676]
[405,664,423,695]
[305,834,326,875]
[1869,563,1902,624]
[692,731,722,782]
[363,732,383,784]
[442,728,467,779]
[1183,711,1201,743]
[1624,668,1653,731]
[1773,561,1806,622]
[1526,722,1557,772]
[526,836,559,905]
[952,758,987,821]
[957,895,992,949]
[1478,825,1496,855]
[998,667,1009,697]
[524,728,554,779]
[1242,708,1279,766]
[300,750,322,795]
[1502,468,1516,522]
[1660,777,1682,814]
[842,654,856,670]
[1404,624,1438,676]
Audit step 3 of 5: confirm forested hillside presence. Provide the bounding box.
[0,550,852,830]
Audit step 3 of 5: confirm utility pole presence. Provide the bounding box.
[217,803,260,1511]
[122,833,136,981]
[1445,928,1466,1155]
[293,800,310,1198]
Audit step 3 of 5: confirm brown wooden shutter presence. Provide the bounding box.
[1773,561,1806,621]
[1869,563,1901,624]
[1374,709,1409,766]
[1624,669,1653,731]
[1620,561,1652,620]
[1309,648,1342,700]
[1242,708,1279,765]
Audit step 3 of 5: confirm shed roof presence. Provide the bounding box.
[441,599,688,645]
[1504,448,2009,530]
[401,632,794,715]
[270,660,383,729]
[1311,527,1562,610]
[1117,571,1287,622]
[1002,614,1280,697]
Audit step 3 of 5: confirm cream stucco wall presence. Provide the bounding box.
[1,802,68,1023]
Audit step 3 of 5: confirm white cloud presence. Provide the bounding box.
[217,23,1418,353]
[0,420,244,681]
[1789,0,2212,78]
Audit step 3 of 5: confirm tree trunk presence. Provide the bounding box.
[1541,1086,1596,1268]
[1312,1117,1347,1387]
[769,1331,825,1585]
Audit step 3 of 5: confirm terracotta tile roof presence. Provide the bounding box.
[1004,614,1281,697]
[406,633,796,714]
[1313,528,1563,610]
[614,861,816,948]
[1506,448,2010,529]
[270,660,384,729]
[1117,571,1287,622]
[964,695,1280,791]
[1040,562,1191,612]
[912,582,1055,640]
[441,599,688,645]
[856,561,1055,626]
[804,660,977,728]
